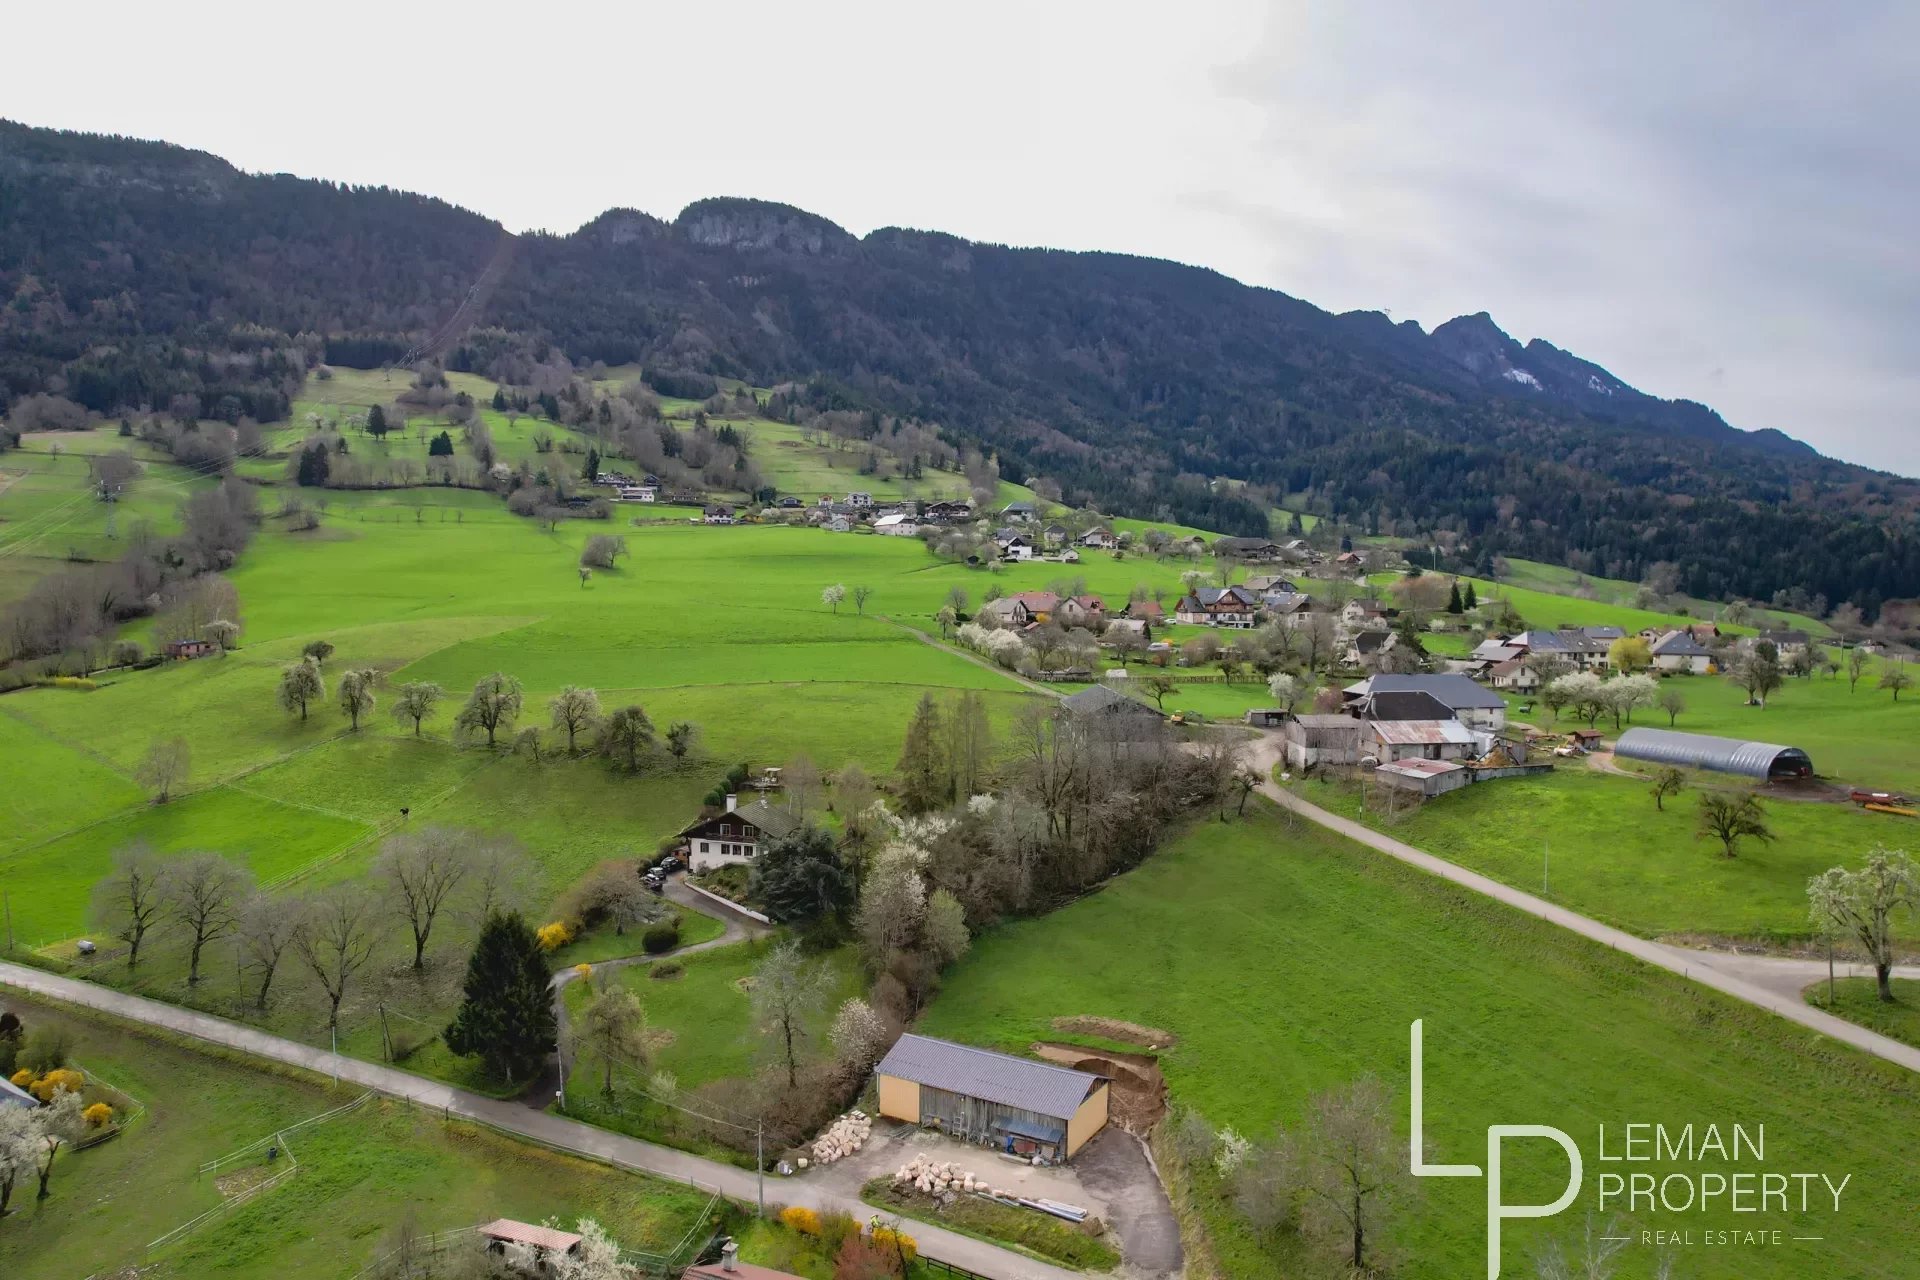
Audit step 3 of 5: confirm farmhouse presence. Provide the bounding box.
[165,638,216,661]
[1244,574,1297,593]
[924,499,972,523]
[824,515,853,533]
[1345,630,1396,667]
[1650,629,1713,674]
[1342,598,1389,627]
[1055,594,1107,628]
[1613,728,1813,781]
[1283,714,1364,769]
[1001,501,1037,522]
[846,491,873,509]
[1261,591,1315,625]
[993,528,1035,560]
[872,512,919,536]
[1174,585,1261,628]
[981,591,1061,626]
[1212,536,1283,562]
[1749,629,1811,657]
[679,796,801,870]
[1366,718,1479,763]
[1125,599,1165,623]
[702,504,736,525]
[615,484,657,503]
[1344,674,1509,730]
[875,1033,1110,1162]
[1078,526,1117,549]
[1508,628,1616,670]
[1486,657,1539,691]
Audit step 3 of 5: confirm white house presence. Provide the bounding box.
[679,796,801,870]
[616,485,657,503]
[1650,630,1713,674]
[873,513,919,536]
[846,491,874,509]
[1078,527,1117,550]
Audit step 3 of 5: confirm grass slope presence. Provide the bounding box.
[919,804,1920,1279]
[0,997,719,1280]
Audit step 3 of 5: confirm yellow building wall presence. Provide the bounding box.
[877,1074,921,1124]
[1066,1082,1110,1156]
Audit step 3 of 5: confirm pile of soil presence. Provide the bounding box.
[1049,1015,1177,1048]
[1031,1042,1168,1129]
[215,1165,278,1198]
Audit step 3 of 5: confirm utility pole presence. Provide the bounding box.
[756,1118,765,1219]
[1543,840,1550,896]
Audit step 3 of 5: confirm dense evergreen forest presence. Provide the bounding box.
[2,121,1915,614]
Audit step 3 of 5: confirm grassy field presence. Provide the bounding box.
[1496,557,1831,637]
[1287,765,1916,942]
[562,939,865,1095]
[920,803,1920,1279]
[1806,978,1920,1050]
[1512,664,1920,794]
[0,996,722,1280]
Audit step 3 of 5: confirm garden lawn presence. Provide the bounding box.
[1286,766,1909,942]
[1805,978,1920,1051]
[564,939,865,1094]
[919,802,1920,1280]
[0,996,720,1280]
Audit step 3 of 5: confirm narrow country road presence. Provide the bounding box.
[1245,734,1920,1075]
[0,963,1084,1280]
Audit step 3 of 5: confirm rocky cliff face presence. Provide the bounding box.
[673,197,853,255]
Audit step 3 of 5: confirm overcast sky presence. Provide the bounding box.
[6,1,1913,473]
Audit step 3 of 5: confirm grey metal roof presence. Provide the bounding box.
[1365,690,1457,721]
[0,1077,36,1109]
[735,798,801,841]
[1368,719,1479,746]
[1651,630,1710,657]
[1614,728,1812,779]
[876,1034,1102,1120]
[1060,685,1161,718]
[1358,674,1506,710]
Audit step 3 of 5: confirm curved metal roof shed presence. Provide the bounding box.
[1614,728,1812,780]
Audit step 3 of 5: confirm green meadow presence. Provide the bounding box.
[1290,765,1916,943]
[0,996,720,1280]
[921,803,1920,1280]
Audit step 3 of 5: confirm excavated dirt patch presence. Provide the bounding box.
[1049,1015,1177,1048]
[1031,1042,1168,1129]
[215,1165,278,1198]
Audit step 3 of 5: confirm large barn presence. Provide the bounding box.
[1613,728,1813,780]
[875,1034,1110,1162]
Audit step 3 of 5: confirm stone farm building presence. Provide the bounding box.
[876,1033,1110,1162]
[1282,714,1364,769]
[678,796,800,871]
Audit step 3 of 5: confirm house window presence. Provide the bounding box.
[699,841,710,853]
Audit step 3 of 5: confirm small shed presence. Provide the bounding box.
[1614,728,1813,780]
[478,1219,583,1265]
[876,1033,1110,1161]
[1283,714,1364,769]
[1244,708,1288,729]
[165,638,215,660]
[1374,758,1471,797]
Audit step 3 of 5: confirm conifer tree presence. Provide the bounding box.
[895,692,948,813]
[1463,581,1478,610]
[443,912,555,1084]
[1446,581,1464,613]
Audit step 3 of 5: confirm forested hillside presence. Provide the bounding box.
[3,121,1915,614]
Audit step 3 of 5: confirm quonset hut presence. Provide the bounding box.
[1614,728,1813,781]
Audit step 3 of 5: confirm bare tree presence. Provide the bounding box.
[1846,647,1870,692]
[549,686,603,753]
[1658,687,1686,726]
[90,842,166,969]
[295,885,381,1032]
[1649,767,1686,811]
[375,827,471,970]
[236,892,305,1010]
[852,584,873,614]
[785,753,822,814]
[337,668,377,730]
[454,672,524,747]
[468,835,539,925]
[575,982,650,1097]
[135,736,191,804]
[161,852,252,985]
[1234,1076,1411,1274]
[390,681,444,736]
[1696,791,1774,858]
[751,940,833,1089]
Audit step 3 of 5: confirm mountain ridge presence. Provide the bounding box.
[1,120,1914,613]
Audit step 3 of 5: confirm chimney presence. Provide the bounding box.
[724,793,737,813]
[720,1239,739,1272]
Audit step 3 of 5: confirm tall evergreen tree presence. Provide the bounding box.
[1463,581,1478,610]
[583,448,600,481]
[366,404,389,440]
[751,827,856,926]
[894,692,948,813]
[295,442,330,487]
[1446,582,1464,614]
[443,911,555,1084]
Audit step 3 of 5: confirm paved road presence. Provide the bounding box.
[1247,735,1920,1075]
[0,963,1083,1280]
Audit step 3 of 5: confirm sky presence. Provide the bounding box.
[5,1,1914,473]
